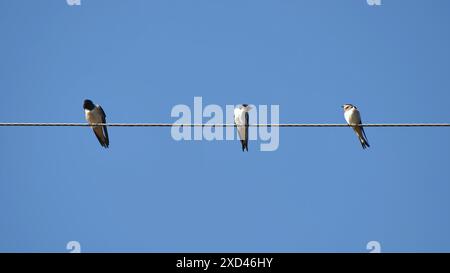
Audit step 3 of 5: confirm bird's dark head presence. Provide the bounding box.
[83,99,95,110]
[240,104,252,112]
[342,104,355,111]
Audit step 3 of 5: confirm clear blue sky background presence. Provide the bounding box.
[1,0,450,253]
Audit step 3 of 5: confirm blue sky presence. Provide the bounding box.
[1,0,450,252]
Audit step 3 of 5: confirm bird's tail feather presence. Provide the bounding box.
[354,127,370,150]
[360,137,370,149]
[241,140,249,152]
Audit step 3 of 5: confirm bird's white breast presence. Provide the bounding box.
[345,108,360,125]
[234,109,244,125]
[85,108,102,124]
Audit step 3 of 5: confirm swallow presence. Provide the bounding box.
[234,104,252,152]
[342,104,370,149]
[83,99,109,148]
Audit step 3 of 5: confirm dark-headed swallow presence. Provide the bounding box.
[83,99,109,148]
[234,104,252,152]
[342,104,370,149]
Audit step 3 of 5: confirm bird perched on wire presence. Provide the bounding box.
[83,99,109,148]
[234,104,252,152]
[342,104,370,149]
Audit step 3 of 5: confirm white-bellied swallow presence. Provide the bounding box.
[83,99,109,148]
[234,104,252,152]
[342,104,370,149]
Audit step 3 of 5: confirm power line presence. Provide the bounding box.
[0,123,450,127]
